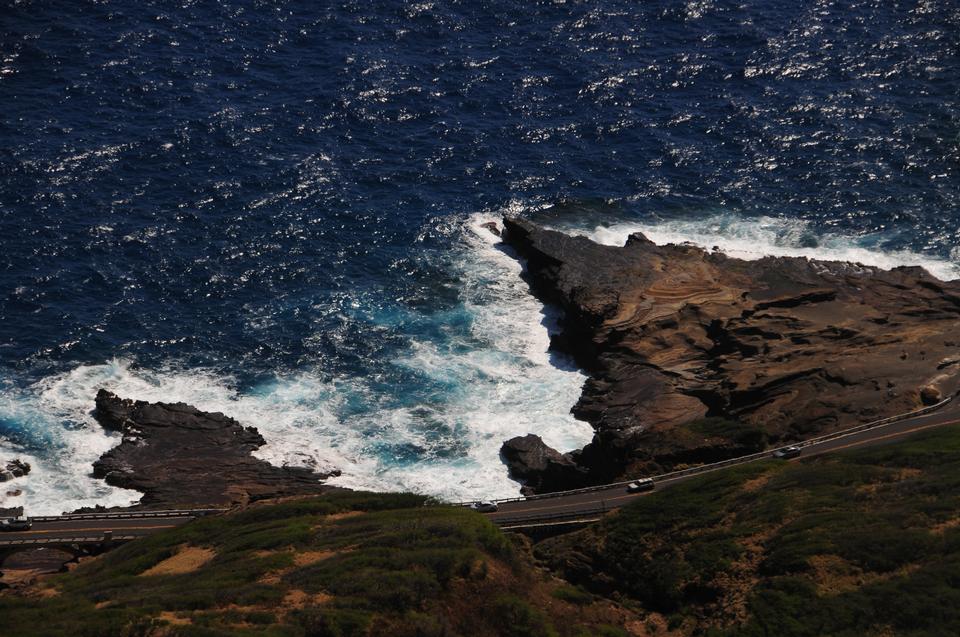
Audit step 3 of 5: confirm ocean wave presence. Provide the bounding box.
[326,212,592,498]
[0,368,142,515]
[1,211,593,512]
[573,214,960,281]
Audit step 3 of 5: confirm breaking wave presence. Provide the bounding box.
[0,212,593,513]
[572,214,960,281]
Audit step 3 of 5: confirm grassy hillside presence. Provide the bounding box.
[536,426,960,637]
[0,492,632,637]
[7,426,960,637]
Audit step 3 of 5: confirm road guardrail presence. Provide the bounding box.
[492,505,610,527]
[456,396,953,507]
[0,535,139,548]
[31,508,228,523]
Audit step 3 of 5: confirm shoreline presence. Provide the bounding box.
[10,215,960,512]
[498,216,960,491]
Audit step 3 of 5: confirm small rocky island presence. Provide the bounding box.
[499,218,960,491]
[92,389,338,509]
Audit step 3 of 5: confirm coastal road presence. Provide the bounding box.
[486,400,960,527]
[0,515,193,544]
[4,399,959,542]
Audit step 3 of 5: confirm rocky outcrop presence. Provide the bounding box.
[0,459,30,483]
[502,217,960,487]
[500,435,590,495]
[92,389,339,508]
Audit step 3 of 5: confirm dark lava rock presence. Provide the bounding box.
[501,217,960,488]
[69,504,111,514]
[92,389,339,509]
[500,435,589,495]
[0,459,30,482]
[481,221,502,237]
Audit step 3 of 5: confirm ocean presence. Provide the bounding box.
[1,0,957,513]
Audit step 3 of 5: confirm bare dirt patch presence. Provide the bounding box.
[808,554,921,596]
[808,554,865,595]
[282,588,333,609]
[705,516,792,627]
[741,474,773,493]
[325,511,365,521]
[31,584,61,599]
[0,569,49,589]
[259,548,350,585]
[931,516,960,535]
[625,612,688,636]
[856,468,924,496]
[293,550,338,567]
[157,611,192,626]
[140,545,216,577]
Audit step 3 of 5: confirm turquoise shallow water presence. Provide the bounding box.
[0,0,957,513]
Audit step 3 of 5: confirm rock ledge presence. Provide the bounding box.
[501,217,960,489]
[92,389,338,508]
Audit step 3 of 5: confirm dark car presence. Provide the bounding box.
[0,516,32,531]
[773,446,802,459]
[626,478,655,493]
[469,501,498,513]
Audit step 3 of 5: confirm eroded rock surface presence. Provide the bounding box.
[92,389,339,508]
[500,435,589,494]
[502,217,960,486]
[0,459,30,482]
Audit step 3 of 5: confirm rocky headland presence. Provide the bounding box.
[1,459,30,484]
[499,218,960,490]
[91,389,339,509]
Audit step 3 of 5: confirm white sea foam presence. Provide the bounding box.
[13,209,960,514]
[0,361,352,514]
[0,370,142,515]
[9,210,958,514]
[574,214,960,281]
[3,210,594,512]
[324,211,593,499]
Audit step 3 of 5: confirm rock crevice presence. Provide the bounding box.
[501,217,960,488]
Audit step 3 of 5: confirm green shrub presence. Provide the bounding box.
[0,493,517,636]
[540,425,960,635]
[550,584,594,605]
[293,607,371,637]
[490,594,559,637]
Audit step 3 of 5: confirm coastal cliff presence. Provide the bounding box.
[91,390,338,508]
[501,218,960,487]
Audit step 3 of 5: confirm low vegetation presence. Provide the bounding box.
[536,425,960,636]
[0,492,632,636]
[7,426,960,636]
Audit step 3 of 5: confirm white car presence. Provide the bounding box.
[626,478,655,493]
[773,446,802,459]
[0,515,32,531]
[469,501,498,513]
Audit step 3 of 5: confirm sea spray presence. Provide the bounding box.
[0,212,595,511]
[571,214,960,281]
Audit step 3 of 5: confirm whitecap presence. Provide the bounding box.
[572,214,960,281]
[6,210,594,510]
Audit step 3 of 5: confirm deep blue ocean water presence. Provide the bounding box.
[1,0,958,512]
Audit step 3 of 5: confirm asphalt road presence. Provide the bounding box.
[486,402,960,526]
[3,400,958,543]
[0,516,190,544]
